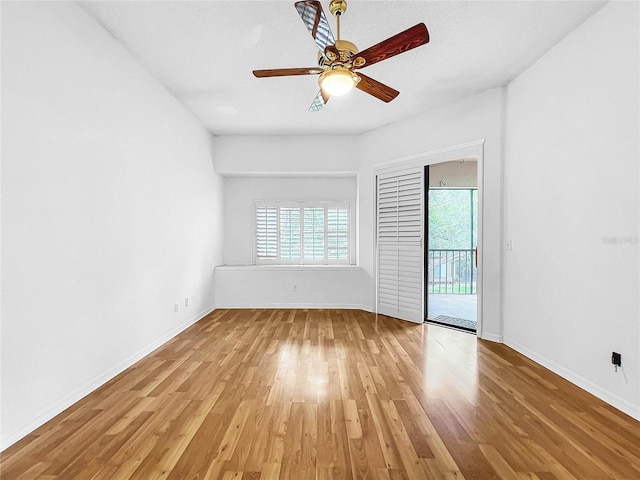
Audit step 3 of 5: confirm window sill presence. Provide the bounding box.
[215,264,361,272]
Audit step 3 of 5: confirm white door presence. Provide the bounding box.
[376,168,424,323]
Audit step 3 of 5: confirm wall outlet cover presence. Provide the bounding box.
[611,352,622,366]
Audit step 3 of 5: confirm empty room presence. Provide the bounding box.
[1,1,639,479]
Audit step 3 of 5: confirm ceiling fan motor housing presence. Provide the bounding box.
[335,39,358,58]
[318,39,359,66]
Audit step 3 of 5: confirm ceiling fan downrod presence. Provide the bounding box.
[329,0,347,40]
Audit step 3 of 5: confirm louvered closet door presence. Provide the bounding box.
[377,169,424,323]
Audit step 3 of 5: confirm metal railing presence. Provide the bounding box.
[428,249,476,294]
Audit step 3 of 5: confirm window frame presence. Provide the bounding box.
[254,200,352,265]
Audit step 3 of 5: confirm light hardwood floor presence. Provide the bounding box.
[2,309,640,479]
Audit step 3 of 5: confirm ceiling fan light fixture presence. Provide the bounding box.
[319,68,358,96]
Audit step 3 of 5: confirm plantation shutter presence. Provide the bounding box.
[327,207,349,261]
[376,168,424,323]
[255,202,350,264]
[256,206,278,260]
[279,207,301,261]
[303,207,325,261]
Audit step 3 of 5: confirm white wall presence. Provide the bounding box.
[217,175,367,308]
[213,90,503,335]
[212,135,361,175]
[360,89,504,340]
[429,160,478,188]
[0,1,224,448]
[215,265,368,309]
[503,1,639,419]
[213,136,371,309]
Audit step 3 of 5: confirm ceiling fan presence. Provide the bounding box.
[252,0,429,111]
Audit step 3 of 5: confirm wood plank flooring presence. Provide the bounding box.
[2,309,640,479]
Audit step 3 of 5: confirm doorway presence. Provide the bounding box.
[426,160,478,332]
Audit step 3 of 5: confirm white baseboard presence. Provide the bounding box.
[0,305,216,451]
[504,337,640,421]
[479,332,503,343]
[215,303,373,311]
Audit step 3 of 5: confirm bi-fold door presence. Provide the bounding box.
[376,168,424,323]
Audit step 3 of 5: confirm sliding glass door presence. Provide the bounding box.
[426,188,478,331]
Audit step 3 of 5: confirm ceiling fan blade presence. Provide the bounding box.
[309,90,329,112]
[353,23,429,69]
[295,0,336,56]
[355,73,399,103]
[320,88,330,104]
[253,67,324,78]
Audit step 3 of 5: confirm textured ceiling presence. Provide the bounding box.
[79,1,605,136]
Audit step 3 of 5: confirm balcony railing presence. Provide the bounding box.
[428,249,476,294]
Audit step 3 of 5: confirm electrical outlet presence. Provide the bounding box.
[612,351,622,367]
[185,297,189,308]
[174,303,179,313]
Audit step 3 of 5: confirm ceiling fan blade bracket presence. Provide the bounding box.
[324,45,340,62]
[352,56,366,68]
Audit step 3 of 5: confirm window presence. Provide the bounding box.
[255,202,350,264]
